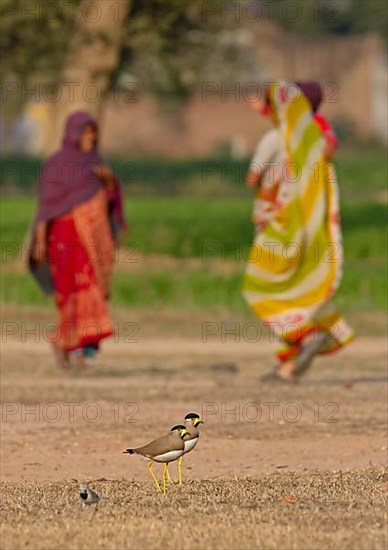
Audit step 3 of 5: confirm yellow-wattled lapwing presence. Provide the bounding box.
[123,425,188,493]
[177,412,204,485]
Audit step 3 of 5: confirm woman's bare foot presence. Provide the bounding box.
[260,361,298,384]
[51,344,70,370]
[75,353,87,369]
[277,360,298,381]
[69,349,95,370]
[292,332,327,377]
[69,351,87,369]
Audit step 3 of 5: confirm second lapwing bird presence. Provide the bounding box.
[123,425,188,493]
[177,412,204,485]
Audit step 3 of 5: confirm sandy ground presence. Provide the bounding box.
[0,317,387,550]
[1,332,387,483]
[1,472,387,550]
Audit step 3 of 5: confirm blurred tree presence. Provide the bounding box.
[1,0,385,151]
[1,0,81,79]
[1,0,131,148]
[1,0,218,147]
[54,0,130,139]
[121,0,217,113]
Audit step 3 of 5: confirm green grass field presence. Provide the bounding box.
[1,149,386,200]
[1,150,387,319]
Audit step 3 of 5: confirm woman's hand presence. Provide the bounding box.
[32,221,47,262]
[95,165,115,191]
[32,239,47,263]
[95,165,114,181]
[323,141,336,162]
[246,166,262,187]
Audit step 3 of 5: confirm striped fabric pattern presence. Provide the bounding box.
[243,82,344,338]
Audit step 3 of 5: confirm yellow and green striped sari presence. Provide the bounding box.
[243,82,353,360]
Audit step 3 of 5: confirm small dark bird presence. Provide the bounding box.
[79,483,100,507]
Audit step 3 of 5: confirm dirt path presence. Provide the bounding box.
[1,336,387,483]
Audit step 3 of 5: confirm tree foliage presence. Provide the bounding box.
[0,0,81,79]
[1,0,218,107]
[120,0,218,107]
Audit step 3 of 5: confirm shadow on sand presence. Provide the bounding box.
[299,375,388,387]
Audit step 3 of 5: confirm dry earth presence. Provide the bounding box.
[0,307,387,549]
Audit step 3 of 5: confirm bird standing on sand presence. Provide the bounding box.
[79,483,100,507]
[177,412,204,485]
[123,425,188,493]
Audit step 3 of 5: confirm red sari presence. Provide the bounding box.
[48,188,114,351]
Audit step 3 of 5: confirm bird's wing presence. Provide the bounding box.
[135,434,182,457]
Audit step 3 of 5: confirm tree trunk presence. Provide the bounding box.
[46,0,130,152]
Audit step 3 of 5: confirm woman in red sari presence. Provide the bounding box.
[29,112,126,369]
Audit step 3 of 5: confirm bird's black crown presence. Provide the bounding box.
[171,424,187,432]
[185,412,201,421]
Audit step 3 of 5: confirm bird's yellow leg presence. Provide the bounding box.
[178,456,183,486]
[165,465,173,484]
[162,464,168,494]
[148,460,161,492]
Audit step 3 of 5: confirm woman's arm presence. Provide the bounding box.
[32,221,47,262]
[96,165,115,191]
[314,114,338,161]
[246,166,262,188]
[246,130,278,189]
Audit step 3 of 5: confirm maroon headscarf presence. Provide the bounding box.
[30,111,126,293]
[261,81,323,116]
[294,81,323,112]
[35,110,126,230]
[36,111,104,223]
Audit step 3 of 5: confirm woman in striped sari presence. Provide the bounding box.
[29,112,126,370]
[244,82,354,382]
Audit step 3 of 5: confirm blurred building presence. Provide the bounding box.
[102,24,388,156]
[3,20,387,157]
